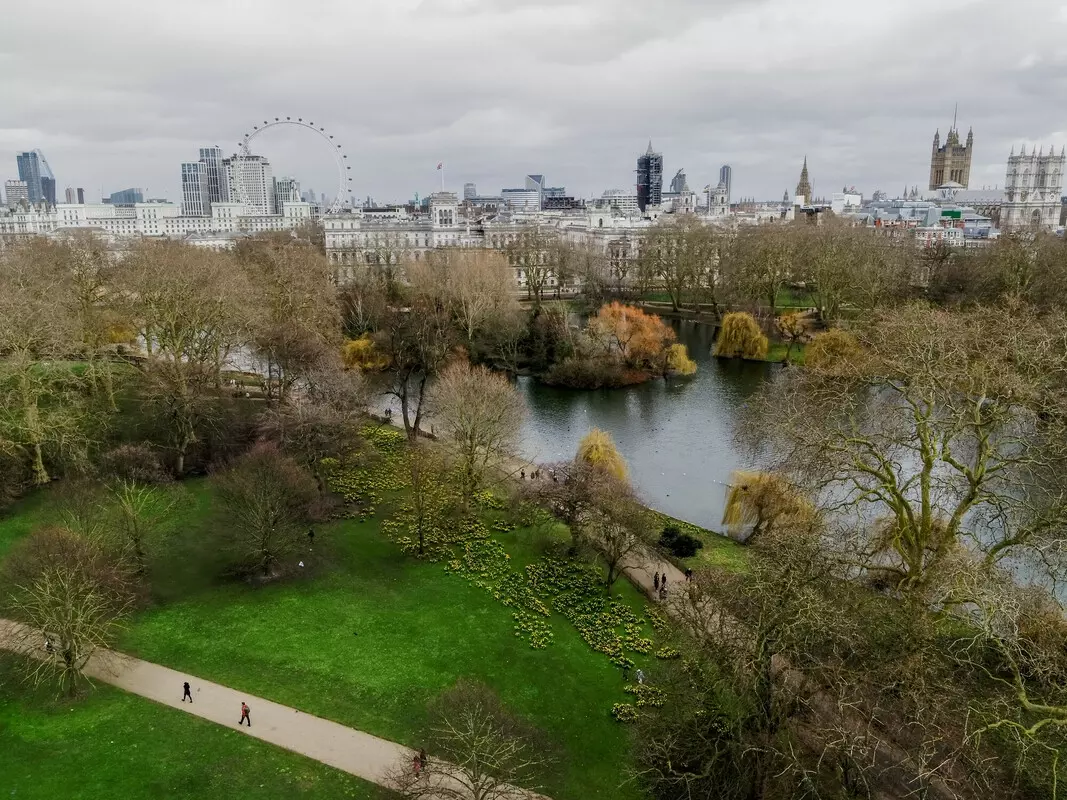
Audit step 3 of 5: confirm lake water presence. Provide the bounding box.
[517,320,772,529]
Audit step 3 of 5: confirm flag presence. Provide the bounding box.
[437,162,443,170]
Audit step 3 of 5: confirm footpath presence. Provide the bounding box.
[0,619,543,799]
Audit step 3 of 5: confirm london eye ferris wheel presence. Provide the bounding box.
[232,116,353,217]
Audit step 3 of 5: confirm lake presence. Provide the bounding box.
[517,320,772,529]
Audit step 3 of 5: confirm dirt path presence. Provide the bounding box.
[0,619,544,799]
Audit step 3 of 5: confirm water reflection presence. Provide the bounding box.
[518,320,771,528]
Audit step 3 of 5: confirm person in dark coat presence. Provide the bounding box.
[182,681,193,702]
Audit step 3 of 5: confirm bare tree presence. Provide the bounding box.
[115,241,252,474]
[431,362,525,505]
[742,302,1067,596]
[0,240,96,484]
[505,227,555,306]
[582,484,652,590]
[3,526,137,695]
[377,297,455,440]
[214,443,318,579]
[238,237,341,402]
[107,480,176,577]
[258,360,367,491]
[638,217,720,312]
[722,224,795,317]
[410,250,517,347]
[388,679,551,800]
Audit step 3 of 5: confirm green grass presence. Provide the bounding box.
[0,653,391,800]
[775,286,815,309]
[650,510,750,574]
[0,481,647,800]
[765,342,807,365]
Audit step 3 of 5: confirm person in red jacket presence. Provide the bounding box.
[239,702,251,727]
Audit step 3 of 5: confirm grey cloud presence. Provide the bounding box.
[2,0,1066,203]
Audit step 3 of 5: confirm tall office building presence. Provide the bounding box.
[719,164,732,205]
[181,162,210,216]
[669,169,687,194]
[63,186,85,204]
[77,187,85,204]
[636,141,663,212]
[463,182,477,201]
[224,155,275,215]
[199,146,228,204]
[274,176,301,211]
[16,151,45,203]
[5,180,29,207]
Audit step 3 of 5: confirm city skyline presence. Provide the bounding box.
[3,1,1066,203]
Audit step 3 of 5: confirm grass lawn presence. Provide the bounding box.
[0,653,391,800]
[765,342,806,365]
[0,477,650,800]
[775,286,816,309]
[651,510,750,574]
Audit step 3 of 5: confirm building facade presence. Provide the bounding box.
[669,169,687,194]
[636,141,663,211]
[199,146,228,205]
[181,162,210,216]
[224,155,274,215]
[501,188,541,211]
[463,182,477,201]
[5,180,29,207]
[929,125,973,189]
[274,177,301,213]
[109,188,144,205]
[16,151,44,204]
[1001,145,1065,231]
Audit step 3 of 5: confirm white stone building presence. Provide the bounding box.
[225,155,275,215]
[1001,144,1065,231]
[706,181,729,217]
[0,199,315,248]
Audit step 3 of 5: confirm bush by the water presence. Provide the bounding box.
[543,357,640,389]
[713,312,768,360]
[659,525,703,558]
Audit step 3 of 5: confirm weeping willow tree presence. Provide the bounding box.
[713,312,768,360]
[722,470,815,543]
[577,428,629,483]
[803,328,861,373]
[663,343,697,376]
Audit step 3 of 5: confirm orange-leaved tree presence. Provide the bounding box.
[587,302,676,369]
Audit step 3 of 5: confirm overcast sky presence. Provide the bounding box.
[3,0,1067,205]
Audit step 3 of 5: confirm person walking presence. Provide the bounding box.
[307,527,315,548]
[239,701,251,727]
[661,573,668,590]
[419,748,428,774]
[685,567,693,582]
[659,586,668,602]
[520,469,526,480]
[635,668,646,685]
[653,572,660,592]
[182,681,192,703]
[413,752,422,777]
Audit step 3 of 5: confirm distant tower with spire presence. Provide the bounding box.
[929,105,973,189]
[795,156,813,203]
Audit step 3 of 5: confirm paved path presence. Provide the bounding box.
[0,619,543,798]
